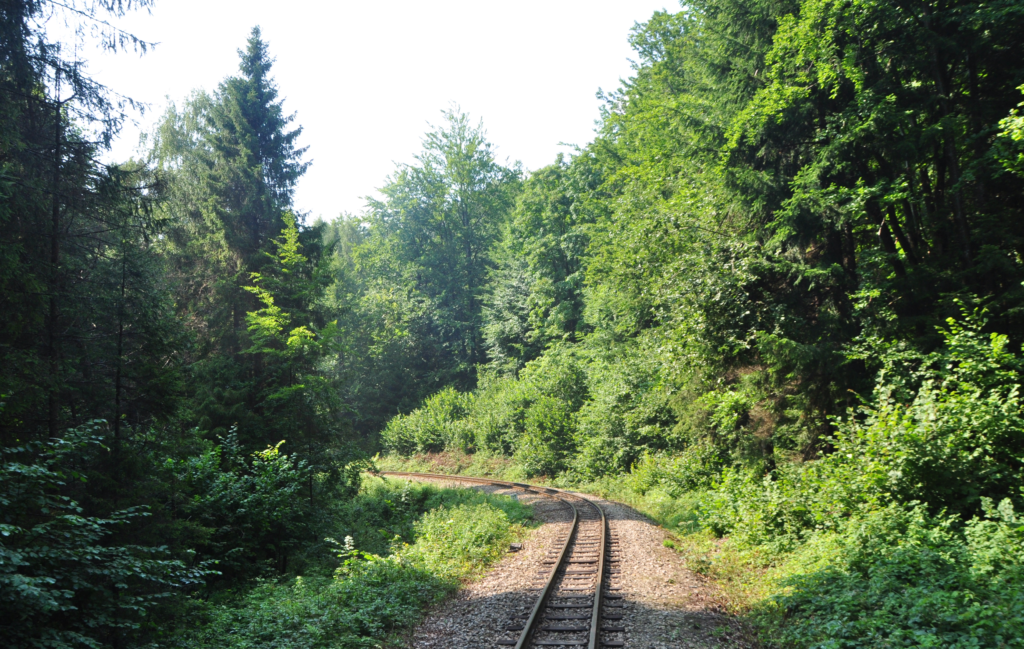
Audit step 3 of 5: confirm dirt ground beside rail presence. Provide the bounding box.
[394,476,758,649]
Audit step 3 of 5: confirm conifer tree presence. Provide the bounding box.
[151,28,322,452]
[207,26,309,274]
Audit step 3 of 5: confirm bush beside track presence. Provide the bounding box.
[163,477,534,649]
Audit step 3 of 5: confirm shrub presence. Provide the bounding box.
[475,346,587,463]
[168,432,313,580]
[469,376,533,455]
[626,444,723,497]
[0,424,210,649]
[382,337,684,481]
[832,313,1024,517]
[513,395,576,477]
[760,502,1024,648]
[380,387,475,454]
[682,310,1024,645]
[699,309,1024,549]
[170,478,532,649]
[572,341,677,477]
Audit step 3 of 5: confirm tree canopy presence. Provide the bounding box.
[4,0,1024,646]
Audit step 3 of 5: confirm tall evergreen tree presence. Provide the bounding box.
[0,4,212,647]
[150,27,330,454]
[0,0,167,441]
[207,26,309,273]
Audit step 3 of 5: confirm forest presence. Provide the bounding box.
[3,0,1024,647]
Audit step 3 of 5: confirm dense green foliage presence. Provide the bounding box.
[0,7,353,645]
[168,478,532,649]
[6,0,1024,645]
[0,424,210,648]
[377,1,1024,646]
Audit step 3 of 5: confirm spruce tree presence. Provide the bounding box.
[152,28,322,451]
[207,26,309,274]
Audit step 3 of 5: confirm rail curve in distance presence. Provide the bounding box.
[379,471,626,649]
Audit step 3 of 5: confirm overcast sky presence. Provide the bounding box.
[59,0,672,219]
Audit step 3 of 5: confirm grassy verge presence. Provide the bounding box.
[378,455,772,612]
[547,476,794,614]
[379,455,1024,648]
[165,475,534,649]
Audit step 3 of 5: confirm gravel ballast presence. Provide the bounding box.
[391,475,757,649]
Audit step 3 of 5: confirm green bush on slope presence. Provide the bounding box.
[382,338,676,478]
[700,309,1024,547]
[168,477,532,649]
[382,310,1024,646]
[757,501,1024,648]
[671,311,1024,646]
[379,387,474,455]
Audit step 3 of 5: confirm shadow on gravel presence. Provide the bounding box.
[404,485,759,649]
[405,587,757,649]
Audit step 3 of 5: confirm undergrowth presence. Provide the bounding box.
[164,476,534,648]
[381,311,1024,647]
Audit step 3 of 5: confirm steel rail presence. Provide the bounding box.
[378,471,608,649]
[514,493,577,649]
[587,494,607,649]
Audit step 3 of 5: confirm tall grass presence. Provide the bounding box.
[163,476,534,649]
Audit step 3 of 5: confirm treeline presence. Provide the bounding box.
[5,0,1024,646]
[380,0,1024,646]
[0,3,364,645]
[388,0,1024,478]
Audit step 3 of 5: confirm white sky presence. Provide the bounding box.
[63,0,672,219]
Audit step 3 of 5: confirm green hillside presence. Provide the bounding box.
[4,0,1024,646]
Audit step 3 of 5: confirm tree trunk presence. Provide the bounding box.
[48,68,62,438]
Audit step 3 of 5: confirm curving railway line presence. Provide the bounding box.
[381,472,626,649]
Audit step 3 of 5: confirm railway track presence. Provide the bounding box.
[381,472,626,649]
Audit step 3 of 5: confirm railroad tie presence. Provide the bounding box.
[380,473,619,649]
[540,625,588,632]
